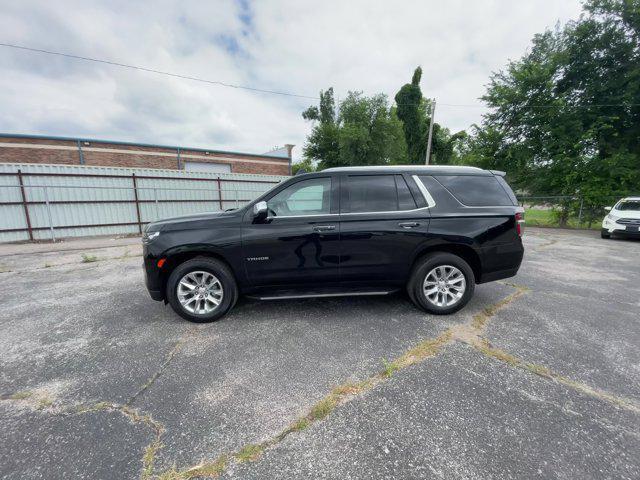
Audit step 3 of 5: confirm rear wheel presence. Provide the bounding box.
[408,252,475,315]
[166,257,237,322]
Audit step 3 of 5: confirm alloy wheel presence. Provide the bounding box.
[177,271,224,314]
[423,265,466,308]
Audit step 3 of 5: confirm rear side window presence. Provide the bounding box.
[396,175,417,210]
[495,176,518,205]
[435,175,515,206]
[345,175,398,213]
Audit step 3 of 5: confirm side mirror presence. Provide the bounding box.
[253,201,268,220]
[604,206,612,212]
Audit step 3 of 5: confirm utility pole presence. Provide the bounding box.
[425,99,436,165]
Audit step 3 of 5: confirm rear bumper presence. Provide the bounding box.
[477,240,524,284]
[478,266,520,283]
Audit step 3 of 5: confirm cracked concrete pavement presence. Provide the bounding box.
[0,228,638,479]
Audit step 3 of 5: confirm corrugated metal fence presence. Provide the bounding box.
[0,163,288,243]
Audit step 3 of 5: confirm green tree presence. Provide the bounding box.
[395,67,427,163]
[291,157,317,175]
[465,0,640,222]
[394,68,466,165]
[302,89,407,169]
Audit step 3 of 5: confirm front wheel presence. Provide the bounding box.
[601,229,611,239]
[166,257,238,322]
[408,252,475,315]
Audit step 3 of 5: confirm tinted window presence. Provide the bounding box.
[396,175,417,210]
[267,177,331,216]
[346,175,398,213]
[435,175,514,206]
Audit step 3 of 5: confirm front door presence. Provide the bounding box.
[242,176,340,286]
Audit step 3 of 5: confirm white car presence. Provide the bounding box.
[601,197,640,239]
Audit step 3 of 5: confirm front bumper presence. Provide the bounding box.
[602,219,640,236]
[143,248,165,301]
[602,227,640,238]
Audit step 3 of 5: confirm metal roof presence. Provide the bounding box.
[0,132,289,161]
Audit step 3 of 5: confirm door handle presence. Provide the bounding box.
[312,225,336,232]
[398,222,420,228]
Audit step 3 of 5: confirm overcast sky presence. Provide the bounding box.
[0,0,583,161]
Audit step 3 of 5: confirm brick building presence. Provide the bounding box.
[0,133,293,175]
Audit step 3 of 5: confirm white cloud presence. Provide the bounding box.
[0,0,583,161]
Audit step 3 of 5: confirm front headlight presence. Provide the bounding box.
[607,213,620,222]
[142,231,160,243]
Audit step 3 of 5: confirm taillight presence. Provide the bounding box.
[515,211,525,237]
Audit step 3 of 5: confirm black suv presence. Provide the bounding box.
[143,166,524,322]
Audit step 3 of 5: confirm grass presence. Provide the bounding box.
[235,444,265,463]
[81,253,99,263]
[381,358,399,378]
[9,391,33,400]
[36,397,54,410]
[524,208,600,230]
[163,456,228,479]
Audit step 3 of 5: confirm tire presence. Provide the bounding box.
[407,252,475,315]
[601,229,611,239]
[166,257,238,323]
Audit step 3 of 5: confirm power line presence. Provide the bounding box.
[1,42,638,110]
[398,101,640,108]
[441,102,640,108]
[0,42,318,100]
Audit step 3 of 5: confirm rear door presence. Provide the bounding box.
[338,173,430,285]
[242,175,340,286]
[418,174,523,277]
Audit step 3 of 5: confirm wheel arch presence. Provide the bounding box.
[411,243,482,283]
[157,247,239,300]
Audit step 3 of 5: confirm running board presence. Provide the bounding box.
[248,289,398,301]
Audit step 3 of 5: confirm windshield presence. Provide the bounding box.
[616,200,640,211]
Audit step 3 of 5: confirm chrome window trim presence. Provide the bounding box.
[263,175,436,219]
[267,205,432,220]
[266,213,338,220]
[412,175,436,208]
[339,206,430,216]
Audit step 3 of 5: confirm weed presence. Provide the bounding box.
[157,468,184,480]
[308,396,338,421]
[235,443,264,462]
[181,456,228,479]
[37,397,53,410]
[381,358,399,377]
[526,363,552,378]
[141,439,163,480]
[9,391,33,400]
[331,380,371,397]
[285,417,310,435]
[392,331,452,370]
[81,253,98,263]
